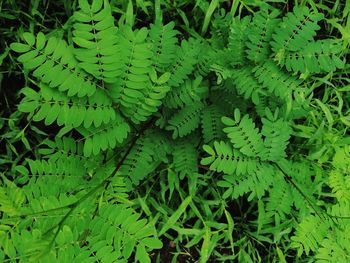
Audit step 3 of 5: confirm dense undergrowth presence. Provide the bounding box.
[0,0,350,262]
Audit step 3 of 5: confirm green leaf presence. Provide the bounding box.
[141,237,163,249]
[159,196,192,235]
[10,43,31,53]
[36,32,46,50]
[125,0,134,28]
[224,209,235,254]
[33,102,50,121]
[123,239,136,259]
[23,32,35,46]
[78,0,91,13]
[200,226,211,263]
[91,0,103,12]
[84,137,93,157]
[201,0,219,35]
[18,101,39,113]
[203,145,215,156]
[221,116,235,126]
[73,37,95,49]
[157,72,171,84]
[315,99,334,129]
[135,244,150,263]
[18,50,38,63]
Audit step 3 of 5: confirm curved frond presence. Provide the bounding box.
[18,84,116,129]
[291,215,330,257]
[230,67,262,104]
[149,21,179,72]
[119,131,165,185]
[77,113,130,157]
[166,102,204,139]
[173,138,198,179]
[228,16,251,65]
[271,6,323,55]
[316,225,350,263]
[279,40,345,73]
[329,170,350,202]
[110,26,153,113]
[201,105,226,144]
[73,0,119,82]
[11,32,96,97]
[122,70,171,123]
[167,38,200,88]
[260,108,292,162]
[265,176,293,219]
[222,109,265,158]
[253,61,301,100]
[246,9,280,64]
[201,141,261,176]
[164,75,208,109]
[86,204,162,262]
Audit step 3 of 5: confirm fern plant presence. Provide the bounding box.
[1,0,349,262]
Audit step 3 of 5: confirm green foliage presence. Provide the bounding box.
[72,0,119,82]
[1,0,349,262]
[11,32,97,97]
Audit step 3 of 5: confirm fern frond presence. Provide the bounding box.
[18,84,116,129]
[253,61,301,100]
[195,39,220,76]
[279,40,345,73]
[38,136,104,173]
[110,26,153,112]
[201,105,226,144]
[202,140,276,200]
[22,136,106,199]
[329,201,350,222]
[38,136,85,160]
[106,175,130,204]
[316,224,350,263]
[77,113,130,157]
[210,86,247,115]
[228,16,251,65]
[96,163,130,204]
[210,11,232,49]
[246,9,280,64]
[167,38,200,88]
[230,67,262,104]
[210,152,275,199]
[222,109,265,158]
[260,108,292,162]
[217,174,255,200]
[119,132,160,185]
[271,6,324,55]
[163,75,208,109]
[165,101,204,139]
[286,161,321,214]
[11,32,96,97]
[25,157,87,195]
[173,138,198,179]
[73,0,119,82]
[23,187,79,213]
[329,170,350,202]
[86,204,162,262]
[255,95,284,118]
[265,176,293,219]
[291,215,330,257]
[122,70,171,124]
[0,177,25,217]
[27,157,85,178]
[201,141,260,176]
[331,146,350,170]
[149,21,178,72]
